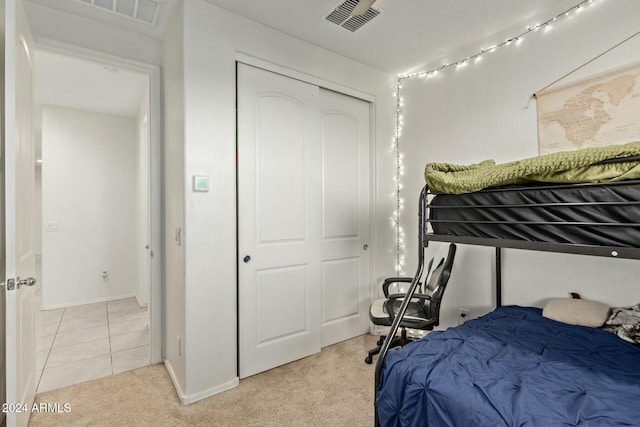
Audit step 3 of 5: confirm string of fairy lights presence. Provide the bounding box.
[391,0,598,275]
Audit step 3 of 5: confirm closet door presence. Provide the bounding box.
[238,65,372,378]
[319,89,370,347]
[238,64,321,379]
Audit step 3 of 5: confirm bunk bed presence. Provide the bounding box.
[374,142,640,426]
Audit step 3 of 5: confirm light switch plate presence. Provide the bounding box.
[193,175,209,192]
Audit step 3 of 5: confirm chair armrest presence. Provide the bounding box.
[387,293,432,302]
[382,277,414,297]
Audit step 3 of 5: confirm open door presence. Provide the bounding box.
[2,1,37,426]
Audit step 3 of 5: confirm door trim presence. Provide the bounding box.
[236,61,377,376]
[32,37,163,364]
[236,53,376,103]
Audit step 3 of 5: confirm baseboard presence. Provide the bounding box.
[134,294,149,309]
[164,359,187,403]
[370,324,388,336]
[40,293,137,310]
[182,377,239,405]
[163,360,239,405]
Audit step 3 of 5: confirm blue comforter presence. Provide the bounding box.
[377,306,640,426]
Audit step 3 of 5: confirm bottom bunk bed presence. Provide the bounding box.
[377,305,640,426]
[374,143,640,426]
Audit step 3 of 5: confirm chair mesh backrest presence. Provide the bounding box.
[425,258,445,294]
[417,257,434,294]
[423,244,456,318]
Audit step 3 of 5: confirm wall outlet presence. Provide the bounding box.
[458,308,469,325]
[101,271,109,283]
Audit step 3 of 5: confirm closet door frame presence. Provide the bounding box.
[236,54,376,105]
[235,54,379,374]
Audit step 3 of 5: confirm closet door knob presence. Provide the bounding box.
[243,255,252,263]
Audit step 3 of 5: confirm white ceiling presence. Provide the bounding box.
[26,0,582,74]
[200,0,581,74]
[35,50,149,117]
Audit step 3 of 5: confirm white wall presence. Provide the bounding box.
[397,0,640,327]
[42,106,139,307]
[34,163,42,288]
[162,0,395,403]
[136,87,150,307]
[162,0,187,396]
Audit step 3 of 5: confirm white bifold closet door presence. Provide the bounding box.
[238,63,370,379]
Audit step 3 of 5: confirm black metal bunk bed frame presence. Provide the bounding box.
[373,179,640,426]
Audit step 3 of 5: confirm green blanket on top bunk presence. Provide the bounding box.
[424,141,640,194]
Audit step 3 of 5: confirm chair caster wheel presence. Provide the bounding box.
[365,356,373,364]
[376,337,384,346]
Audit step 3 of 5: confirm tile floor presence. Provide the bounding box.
[35,297,150,393]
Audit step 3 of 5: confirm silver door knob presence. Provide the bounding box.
[17,277,36,289]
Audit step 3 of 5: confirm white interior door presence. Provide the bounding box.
[3,1,37,426]
[318,89,370,347]
[238,64,321,378]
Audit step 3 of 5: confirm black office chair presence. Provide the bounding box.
[365,243,456,364]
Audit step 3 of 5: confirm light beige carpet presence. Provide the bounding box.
[29,334,378,427]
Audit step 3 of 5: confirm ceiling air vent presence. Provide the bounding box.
[325,0,380,32]
[77,0,164,25]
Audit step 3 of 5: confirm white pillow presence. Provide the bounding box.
[543,298,610,328]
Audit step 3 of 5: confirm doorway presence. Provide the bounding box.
[32,47,161,391]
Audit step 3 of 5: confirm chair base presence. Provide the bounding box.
[365,329,411,364]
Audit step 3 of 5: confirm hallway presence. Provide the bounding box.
[35,296,150,393]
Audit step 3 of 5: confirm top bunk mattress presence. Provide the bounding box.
[428,180,640,248]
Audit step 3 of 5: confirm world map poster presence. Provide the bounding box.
[536,61,640,155]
